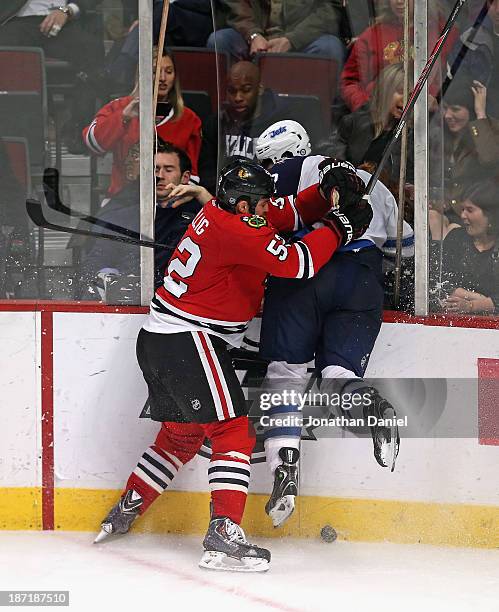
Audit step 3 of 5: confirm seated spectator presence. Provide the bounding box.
[446,0,499,119]
[341,0,458,112]
[200,61,306,191]
[332,63,414,184]
[430,76,499,208]
[103,0,216,95]
[0,1,104,152]
[83,46,202,198]
[78,139,204,300]
[207,0,345,66]
[431,181,499,315]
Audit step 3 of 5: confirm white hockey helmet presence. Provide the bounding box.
[255,120,311,165]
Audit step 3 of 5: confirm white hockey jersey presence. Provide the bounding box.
[272,154,415,257]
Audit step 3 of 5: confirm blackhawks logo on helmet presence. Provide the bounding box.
[238,167,250,179]
[241,215,268,229]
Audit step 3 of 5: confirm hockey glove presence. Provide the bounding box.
[318,158,366,211]
[321,195,373,246]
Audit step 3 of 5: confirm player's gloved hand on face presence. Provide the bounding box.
[321,194,373,246]
[318,158,366,211]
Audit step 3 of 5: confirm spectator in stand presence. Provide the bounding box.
[0,0,104,152]
[83,47,202,198]
[340,0,458,112]
[78,139,205,301]
[430,76,499,208]
[207,0,345,66]
[446,0,499,119]
[103,0,218,95]
[331,63,414,184]
[433,181,499,315]
[200,61,303,192]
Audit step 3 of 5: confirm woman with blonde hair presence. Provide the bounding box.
[83,46,202,197]
[332,62,413,185]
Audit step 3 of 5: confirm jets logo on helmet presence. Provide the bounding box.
[256,120,311,165]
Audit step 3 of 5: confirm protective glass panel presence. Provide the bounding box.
[0,0,144,304]
[428,0,499,318]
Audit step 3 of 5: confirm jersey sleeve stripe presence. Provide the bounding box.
[85,122,106,155]
[294,241,313,279]
[288,195,304,232]
[294,240,305,279]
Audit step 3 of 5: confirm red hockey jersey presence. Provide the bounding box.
[83,96,202,195]
[143,185,338,346]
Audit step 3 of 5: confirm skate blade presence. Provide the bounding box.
[93,524,124,544]
[376,424,400,472]
[93,529,111,544]
[199,551,269,573]
[267,494,295,528]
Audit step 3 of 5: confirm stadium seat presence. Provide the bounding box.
[170,47,230,111]
[255,53,338,129]
[183,90,213,124]
[0,47,48,174]
[277,94,325,146]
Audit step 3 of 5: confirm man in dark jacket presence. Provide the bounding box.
[200,61,311,192]
[78,140,202,301]
[0,1,104,151]
[207,0,344,65]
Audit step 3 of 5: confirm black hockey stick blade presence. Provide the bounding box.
[42,168,142,240]
[26,198,167,249]
[364,0,469,196]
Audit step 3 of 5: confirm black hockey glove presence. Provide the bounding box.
[321,195,373,246]
[318,158,366,211]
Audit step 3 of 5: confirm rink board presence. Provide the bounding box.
[0,306,498,546]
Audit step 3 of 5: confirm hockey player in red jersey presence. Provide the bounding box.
[94,158,371,572]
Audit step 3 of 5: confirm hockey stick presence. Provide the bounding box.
[153,0,170,108]
[26,198,168,249]
[364,0,469,197]
[439,0,491,98]
[43,168,143,240]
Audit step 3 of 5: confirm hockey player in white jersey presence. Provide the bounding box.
[255,120,414,527]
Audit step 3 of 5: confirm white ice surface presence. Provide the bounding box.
[1,532,498,612]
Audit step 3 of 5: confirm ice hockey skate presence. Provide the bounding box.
[199,517,271,572]
[364,389,400,472]
[265,447,299,528]
[94,489,143,543]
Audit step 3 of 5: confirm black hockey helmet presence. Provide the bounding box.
[217,158,275,214]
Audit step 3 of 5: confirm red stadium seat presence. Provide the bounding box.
[0,47,45,92]
[255,53,338,129]
[170,47,230,111]
[0,47,48,172]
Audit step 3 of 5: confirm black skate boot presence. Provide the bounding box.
[94,489,143,543]
[364,388,400,471]
[199,517,271,572]
[265,447,299,528]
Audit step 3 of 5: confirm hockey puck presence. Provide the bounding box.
[320,525,337,543]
